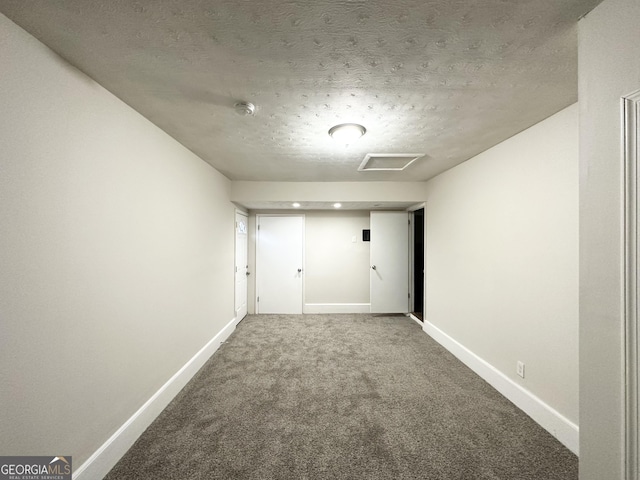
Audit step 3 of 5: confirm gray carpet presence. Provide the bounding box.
[104,314,577,479]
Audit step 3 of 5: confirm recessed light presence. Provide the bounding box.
[328,123,366,145]
[292,202,301,208]
[333,203,342,209]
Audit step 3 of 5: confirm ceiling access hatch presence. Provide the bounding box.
[358,153,425,172]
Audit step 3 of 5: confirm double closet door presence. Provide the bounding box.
[255,212,408,314]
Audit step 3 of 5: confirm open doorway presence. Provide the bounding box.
[411,208,424,321]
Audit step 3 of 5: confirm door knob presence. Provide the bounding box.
[297,268,302,273]
[246,271,251,276]
[371,265,377,270]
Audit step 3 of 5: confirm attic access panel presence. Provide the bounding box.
[358,153,425,172]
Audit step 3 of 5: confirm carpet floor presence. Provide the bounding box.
[104,314,577,479]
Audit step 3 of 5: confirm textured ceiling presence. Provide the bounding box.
[0,0,602,182]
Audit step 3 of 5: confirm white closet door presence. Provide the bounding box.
[256,215,304,314]
[370,211,409,313]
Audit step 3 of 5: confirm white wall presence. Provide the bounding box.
[424,105,579,440]
[305,211,370,312]
[578,0,640,477]
[0,13,235,471]
[232,181,427,205]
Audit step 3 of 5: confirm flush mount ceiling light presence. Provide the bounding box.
[333,203,342,209]
[292,202,301,208]
[328,123,366,145]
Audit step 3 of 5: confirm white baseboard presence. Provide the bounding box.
[74,316,238,480]
[407,313,423,326]
[422,320,579,455]
[304,303,370,314]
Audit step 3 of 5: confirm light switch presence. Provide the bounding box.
[352,236,357,243]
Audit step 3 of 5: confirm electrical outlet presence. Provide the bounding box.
[516,361,525,378]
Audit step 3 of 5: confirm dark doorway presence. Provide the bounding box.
[412,208,424,321]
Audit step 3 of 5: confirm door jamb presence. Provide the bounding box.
[407,203,426,323]
[623,90,640,480]
[234,209,249,322]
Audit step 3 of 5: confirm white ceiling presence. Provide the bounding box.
[0,0,602,183]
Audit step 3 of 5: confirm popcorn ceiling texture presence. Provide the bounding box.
[0,0,601,181]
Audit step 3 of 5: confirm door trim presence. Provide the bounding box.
[407,203,426,321]
[234,210,249,321]
[623,89,640,480]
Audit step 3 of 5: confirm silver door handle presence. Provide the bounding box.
[371,265,376,270]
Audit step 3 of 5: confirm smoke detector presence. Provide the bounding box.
[234,101,256,116]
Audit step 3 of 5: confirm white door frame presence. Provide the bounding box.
[234,210,249,322]
[407,203,426,324]
[255,214,305,314]
[623,89,640,480]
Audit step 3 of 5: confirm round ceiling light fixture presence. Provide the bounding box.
[328,123,366,145]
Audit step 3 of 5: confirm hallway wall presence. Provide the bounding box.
[232,181,426,206]
[423,105,579,446]
[304,211,371,311]
[0,13,235,468]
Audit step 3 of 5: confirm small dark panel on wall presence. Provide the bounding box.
[363,229,370,242]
